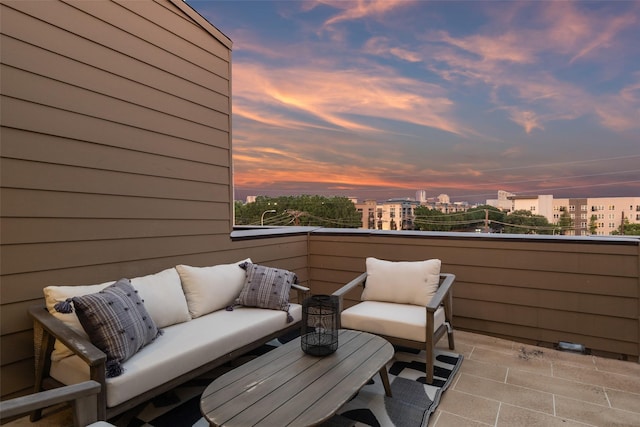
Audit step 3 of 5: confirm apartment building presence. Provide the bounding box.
[565,197,640,236]
[509,194,554,220]
[354,198,419,230]
[355,195,472,230]
[504,194,640,236]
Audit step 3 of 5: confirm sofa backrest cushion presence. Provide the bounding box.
[362,257,441,306]
[44,267,189,360]
[176,258,251,318]
[45,280,114,361]
[130,268,191,328]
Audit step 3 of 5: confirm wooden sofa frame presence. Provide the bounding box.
[1,380,104,426]
[28,284,309,422]
[333,273,455,383]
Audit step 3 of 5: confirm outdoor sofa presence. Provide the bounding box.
[28,259,307,422]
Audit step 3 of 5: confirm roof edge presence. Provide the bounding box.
[168,0,232,49]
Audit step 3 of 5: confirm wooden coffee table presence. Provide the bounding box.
[200,329,394,426]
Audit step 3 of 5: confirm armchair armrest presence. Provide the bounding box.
[28,305,106,367]
[426,273,455,312]
[332,272,367,313]
[0,380,101,425]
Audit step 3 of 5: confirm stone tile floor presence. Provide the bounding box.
[432,330,640,426]
[6,330,640,426]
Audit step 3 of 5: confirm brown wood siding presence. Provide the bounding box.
[307,232,640,360]
[0,0,235,397]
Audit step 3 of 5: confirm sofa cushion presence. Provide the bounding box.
[237,263,296,315]
[362,257,441,306]
[50,303,303,408]
[176,258,251,318]
[130,268,191,328]
[341,301,445,342]
[44,281,114,361]
[44,268,190,360]
[69,279,160,377]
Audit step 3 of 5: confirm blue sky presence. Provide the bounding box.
[187,0,640,203]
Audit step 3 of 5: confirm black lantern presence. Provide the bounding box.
[301,295,339,356]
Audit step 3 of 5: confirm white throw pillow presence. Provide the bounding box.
[43,280,114,360]
[130,268,191,328]
[361,257,441,306]
[176,258,251,318]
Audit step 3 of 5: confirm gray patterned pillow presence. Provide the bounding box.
[237,262,297,322]
[71,278,160,377]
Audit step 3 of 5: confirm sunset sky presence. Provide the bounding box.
[187,0,640,203]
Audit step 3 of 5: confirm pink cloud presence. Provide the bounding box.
[233,60,468,136]
[310,0,414,26]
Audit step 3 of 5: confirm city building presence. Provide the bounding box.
[354,198,418,230]
[486,190,515,211]
[498,193,640,236]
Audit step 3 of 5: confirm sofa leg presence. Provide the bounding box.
[426,343,434,384]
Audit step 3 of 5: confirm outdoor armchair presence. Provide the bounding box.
[0,380,112,426]
[333,258,455,383]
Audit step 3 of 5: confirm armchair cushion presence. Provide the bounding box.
[362,258,441,306]
[341,301,446,342]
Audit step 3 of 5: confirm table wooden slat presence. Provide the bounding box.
[201,330,394,427]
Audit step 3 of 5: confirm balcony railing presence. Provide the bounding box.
[233,227,640,361]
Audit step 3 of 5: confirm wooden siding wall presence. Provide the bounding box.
[0,0,241,398]
[308,231,640,360]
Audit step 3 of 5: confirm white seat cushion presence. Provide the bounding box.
[50,303,302,408]
[340,301,445,342]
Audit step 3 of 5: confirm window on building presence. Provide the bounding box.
[580,213,587,219]
[569,205,575,211]
[580,222,587,227]
[580,205,587,211]
[570,214,575,219]
[609,205,615,210]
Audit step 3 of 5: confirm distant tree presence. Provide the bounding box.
[463,205,505,232]
[588,215,598,235]
[413,205,504,232]
[413,206,454,231]
[235,195,361,228]
[611,219,640,236]
[502,210,554,234]
[557,211,574,235]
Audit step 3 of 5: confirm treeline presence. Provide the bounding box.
[413,205,573,234]
[235,195,361,228]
